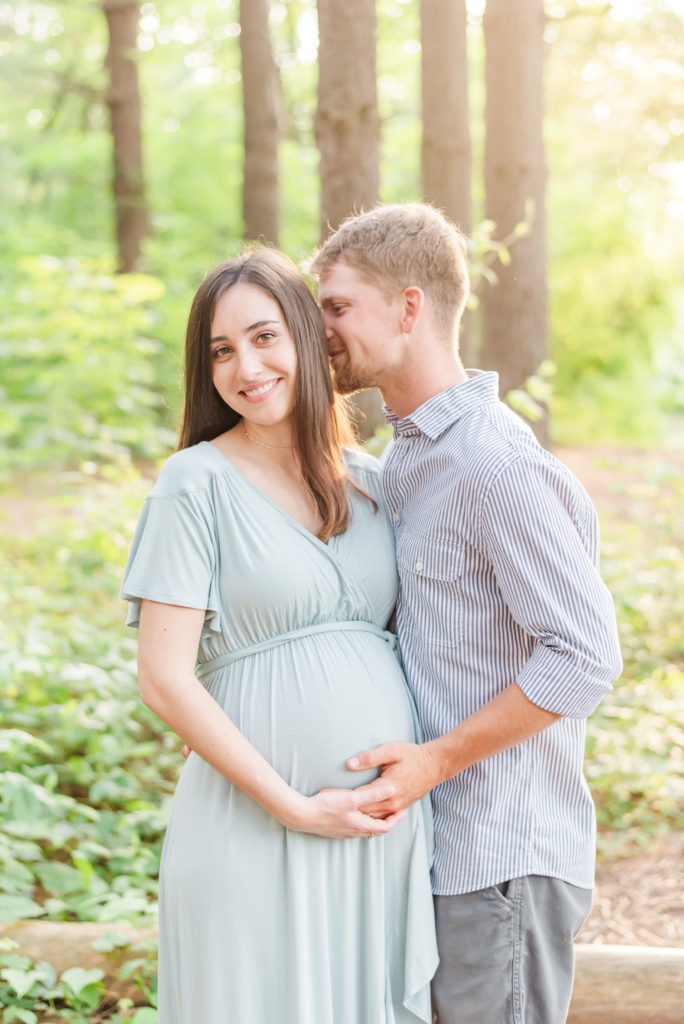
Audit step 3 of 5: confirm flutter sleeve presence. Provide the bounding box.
[120,459,220,635]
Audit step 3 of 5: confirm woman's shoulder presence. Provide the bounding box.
[343,446,381,481]
[151,442,225,499]
[343,447,384,501]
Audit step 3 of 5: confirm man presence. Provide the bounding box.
[310,203,622,1024]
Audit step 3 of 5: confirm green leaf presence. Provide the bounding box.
[496,244,511,266]
[91,930,131,953]
[132,1009,158,1023]
[0,895,44,922]
[33,861,87,898]
[3,1008,38,1024]
[60,966,104,997]
[0,967,41,999]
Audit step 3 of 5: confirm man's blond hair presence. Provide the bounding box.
[310,203,470,344]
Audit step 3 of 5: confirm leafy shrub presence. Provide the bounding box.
[0,257,177,475]
[0,469,176,929]
[0,935,157,1023]
[548,188,681,445]
[584,454,684,853]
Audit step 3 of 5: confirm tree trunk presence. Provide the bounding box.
[315,0,380,240]
[102,0,148,273]
[482,0,548,443]
[315,0,383,440]
[239,0,280,245]
[420,0,474,362]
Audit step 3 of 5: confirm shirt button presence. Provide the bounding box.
[392,512,400,523]
[415,560,424,571]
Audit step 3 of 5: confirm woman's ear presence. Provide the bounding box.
[400,286,425,333]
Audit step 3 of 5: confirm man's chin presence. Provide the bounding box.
[332,368,373,396]
[333,379,360,396]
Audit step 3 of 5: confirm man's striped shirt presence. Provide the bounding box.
[382,371,622,894]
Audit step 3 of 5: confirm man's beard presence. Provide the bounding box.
[331,354,377,395]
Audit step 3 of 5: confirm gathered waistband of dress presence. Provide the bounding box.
[195,620,399,679]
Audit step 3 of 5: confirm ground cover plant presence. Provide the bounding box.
[581,450,684,850]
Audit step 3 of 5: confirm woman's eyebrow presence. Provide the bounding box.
[210,319,280,343]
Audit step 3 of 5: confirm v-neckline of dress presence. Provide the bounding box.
[201,440,333,549]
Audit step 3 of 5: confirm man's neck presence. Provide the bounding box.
[381,354,469,420]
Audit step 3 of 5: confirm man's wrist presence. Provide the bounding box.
[424,732,465,787]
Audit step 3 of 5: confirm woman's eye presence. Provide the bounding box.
[255,332,276,344]
[212,345,232,359]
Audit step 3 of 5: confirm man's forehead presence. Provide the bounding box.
[319,262,373,295]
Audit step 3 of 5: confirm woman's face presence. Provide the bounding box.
[209,282,298,427]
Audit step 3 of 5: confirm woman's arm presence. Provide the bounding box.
[138,600,403,839]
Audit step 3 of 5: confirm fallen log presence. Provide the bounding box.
[0,920,155,1004]
[2,922,683,1020]
[569,944,684,1024]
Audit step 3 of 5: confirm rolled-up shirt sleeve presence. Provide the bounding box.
[481,456,623,718]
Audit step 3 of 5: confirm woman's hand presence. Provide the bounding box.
[284,784,406,839]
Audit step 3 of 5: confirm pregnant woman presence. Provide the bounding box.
[120,247,437,1024]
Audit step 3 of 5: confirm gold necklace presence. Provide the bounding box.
[243,424,295,451]
[242,423,318,522]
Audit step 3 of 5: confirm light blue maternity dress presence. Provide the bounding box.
[121,441,438,1024]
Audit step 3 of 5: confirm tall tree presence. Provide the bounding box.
[315,0,380,240]
[482,0,548,440]
[420,0,471,239]
[239,0,280,244]
[102,0,148,273]
[316,0,383,439]
[420,0,473,360]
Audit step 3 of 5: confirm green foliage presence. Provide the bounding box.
[548,187,681,445]
[2,0,683,450]
[0,940,106,1022]
[583,454,684,853]
[0,257,177,475]
[0,937,157,1022]
[544,2,684,443]
[0,470,176,933]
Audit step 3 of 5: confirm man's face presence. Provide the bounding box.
[317,262,402,395]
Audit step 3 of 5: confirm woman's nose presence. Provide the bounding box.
[236,346,263,378]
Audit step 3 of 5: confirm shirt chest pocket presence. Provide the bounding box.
[396,533,465,647]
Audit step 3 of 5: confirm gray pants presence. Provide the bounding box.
[432,875,592,1024]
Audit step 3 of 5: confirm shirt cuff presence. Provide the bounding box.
[516,638,619,718]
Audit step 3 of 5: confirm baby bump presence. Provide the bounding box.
[210,632,418,795]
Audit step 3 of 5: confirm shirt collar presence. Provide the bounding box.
[384,370,500,440]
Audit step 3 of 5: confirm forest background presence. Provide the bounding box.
[0,1,683,1021]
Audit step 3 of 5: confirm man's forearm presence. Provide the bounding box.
[425,681,560,786]
[346,682,561,816]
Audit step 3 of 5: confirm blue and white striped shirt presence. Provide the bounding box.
[382,371,622,894]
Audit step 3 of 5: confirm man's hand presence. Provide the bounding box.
[346,741,441,817]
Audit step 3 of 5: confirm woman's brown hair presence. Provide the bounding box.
[178,247,366,542]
